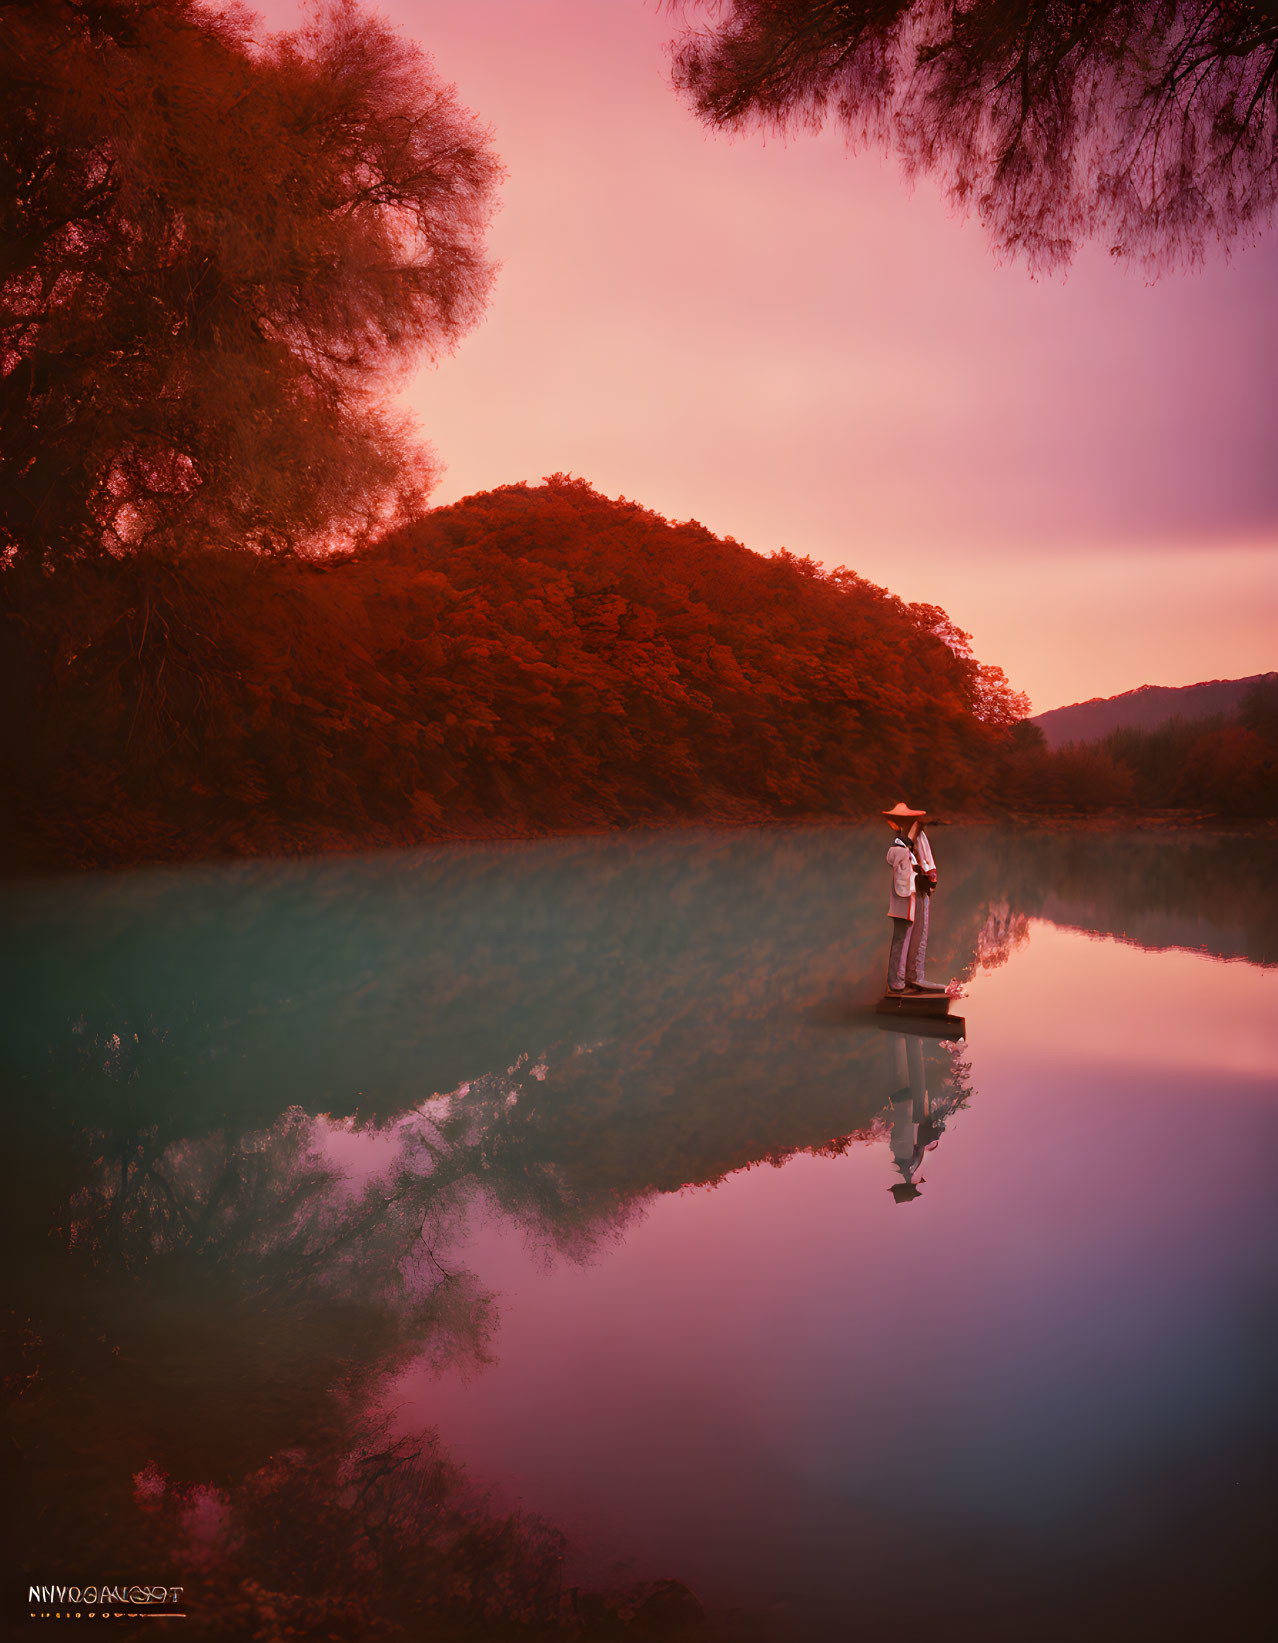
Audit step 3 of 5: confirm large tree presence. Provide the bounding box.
[0,0,501,569]
[670,2,1278,272]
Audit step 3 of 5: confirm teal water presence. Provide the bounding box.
[3,827,1275,1639]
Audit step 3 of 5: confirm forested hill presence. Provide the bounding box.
[3,478,1025,868]
[367,476,1025,813]
[1031,674,1277,748]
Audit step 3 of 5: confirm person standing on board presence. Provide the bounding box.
[883,802,945,994]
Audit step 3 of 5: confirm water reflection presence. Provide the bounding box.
[2,824,1274,1637]
[887,1025,965,1209]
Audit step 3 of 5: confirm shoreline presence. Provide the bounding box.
[3,806,1273,880]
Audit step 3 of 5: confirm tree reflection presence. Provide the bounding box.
[3,1090,726,1636]
[975,825,1278,965]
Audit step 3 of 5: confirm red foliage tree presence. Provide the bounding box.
[4,476,1031,864]
[0,0,500,569]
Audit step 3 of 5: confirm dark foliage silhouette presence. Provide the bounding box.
[670,2,1278,272]
[1,476,1027,866]
[0,0,499,571]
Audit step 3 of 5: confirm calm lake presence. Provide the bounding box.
[4,826,1276,1640]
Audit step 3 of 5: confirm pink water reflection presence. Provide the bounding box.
[974,920,1277,1076]
[394,923,1277,1635]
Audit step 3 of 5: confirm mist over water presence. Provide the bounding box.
[4,826,1275,1639]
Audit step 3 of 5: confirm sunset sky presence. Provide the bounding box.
[259,0,1277,712]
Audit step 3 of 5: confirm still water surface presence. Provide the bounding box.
[3,827,1275,1639]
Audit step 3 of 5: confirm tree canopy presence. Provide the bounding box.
[0,0,501,570]
[670,2,1278,272]
[3,476,1029,865]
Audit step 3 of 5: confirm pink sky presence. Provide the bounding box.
[258,1,1277,712]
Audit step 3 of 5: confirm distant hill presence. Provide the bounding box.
[1031,674,1277,749]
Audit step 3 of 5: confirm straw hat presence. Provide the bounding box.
[881,801,926,819]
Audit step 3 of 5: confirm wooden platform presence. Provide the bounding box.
[876,990,958,1017]
[875,991,966,1038]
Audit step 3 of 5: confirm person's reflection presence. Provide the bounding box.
[886,1030,930,1203]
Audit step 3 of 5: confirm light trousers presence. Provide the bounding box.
[887,894,930,989]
